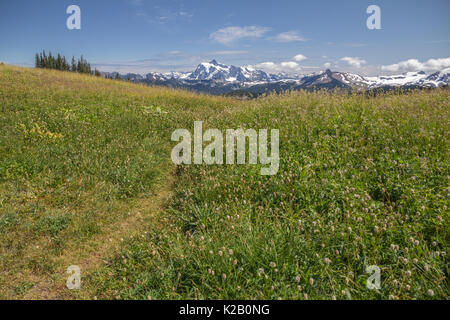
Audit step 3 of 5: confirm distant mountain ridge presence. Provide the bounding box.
[187,59,271,82]
[102,60,450,95]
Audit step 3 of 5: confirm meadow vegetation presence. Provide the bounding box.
[0,64,448,299]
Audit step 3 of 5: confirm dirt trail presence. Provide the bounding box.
[22,180,173,300]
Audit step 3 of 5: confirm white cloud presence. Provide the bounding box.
[340,57,367,68]
[271,31,305,42]
[253,61,301,74]
[209,26,271,45]
[281,61,299,68]
[323,62,331,68]
[293,54,307,62]
[381,58,450,72]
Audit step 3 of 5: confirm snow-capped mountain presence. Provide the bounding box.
[294,69,366,88]
[426,68,450,85]
[294,69,450,90]
[188,59,270,82]
[105,60,449,95]
[144,71,190,81]
[364,69,450,89]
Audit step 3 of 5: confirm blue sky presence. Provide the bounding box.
[1,0,449,75]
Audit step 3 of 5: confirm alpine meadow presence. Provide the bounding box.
[0,64,448,300]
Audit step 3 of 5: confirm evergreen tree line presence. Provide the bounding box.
[35,51,101,76]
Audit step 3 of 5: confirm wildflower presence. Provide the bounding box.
[296,275,301,283]
[427,289,434,297]
[223,273,227,280]
[218,250,223,257]
[324,258,331,265]
[269,262,276,268]
[228,249,233,256]
[309,278,314,285]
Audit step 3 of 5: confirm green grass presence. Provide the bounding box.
[0,65,448,300]
[0,65,234,297]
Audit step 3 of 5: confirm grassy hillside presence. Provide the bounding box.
[0,65,237,298]
[0,65,448,299]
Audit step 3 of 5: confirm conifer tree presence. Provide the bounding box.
[71,57,77,72]
[35,53,40,68]
[48,52,54,69]
[42,50,48,68]
[77,56,82,73]
[35,51,97,74]
[56,53,62,70]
